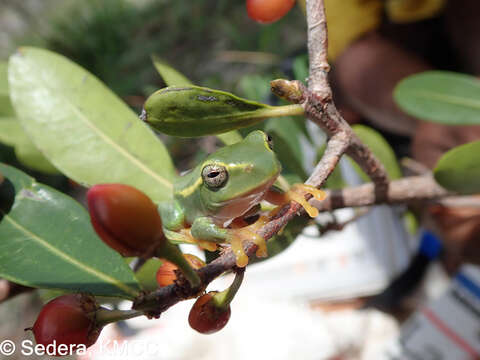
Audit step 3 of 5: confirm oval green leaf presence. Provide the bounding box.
[152,56,192,87]
[352,125,402,181]
[394,71,480,125]
[142,85,303,137]
[0,118,58,174]
[0,163,140,298]
[433,140,480,194]
[8,47,174,202]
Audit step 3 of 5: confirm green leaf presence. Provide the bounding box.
[433,140,480,194]
[8,47,175,202]
[0,164,140,298]
[265,118,307,180]
[0,118,58,174]
[152,56,191,87]
[351,125,402,181]
[0,62,14,117]
[394,71,480,125]
[237,74,271,103]
[142,85,303,137]
[292,54,308,83]
[0,62,8,95]
[134,258,163,291]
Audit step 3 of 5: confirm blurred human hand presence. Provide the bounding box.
[412,122,480,168]
[429,203,480,272]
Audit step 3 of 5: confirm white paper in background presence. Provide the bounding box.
[239,158,416,301]
[384,264,480,360]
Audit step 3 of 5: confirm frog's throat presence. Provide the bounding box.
[210,176,278,226]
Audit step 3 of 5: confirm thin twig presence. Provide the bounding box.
[401,158,431,176]
[318,207,370,235]
[304,0,389,199]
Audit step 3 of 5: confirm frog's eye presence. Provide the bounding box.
[202,164,228,190]
[266,133,274,150]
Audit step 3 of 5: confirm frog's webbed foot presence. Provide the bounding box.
[266,184,326,218]
[227,216,268,267]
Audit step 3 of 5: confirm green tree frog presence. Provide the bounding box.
[158,130,325,267]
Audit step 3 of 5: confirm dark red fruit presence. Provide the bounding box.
[188,292,231,334]
[29,294,101,356]
[87,184,164,257]
[156,254,206,287]
[246,0,296,24]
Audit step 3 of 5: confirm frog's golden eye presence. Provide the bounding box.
[266,133,274,150]
[202,164,228,190]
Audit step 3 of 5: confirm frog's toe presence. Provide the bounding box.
[286,184,326,218]
[196,239,218,252]
[227,221,268,267]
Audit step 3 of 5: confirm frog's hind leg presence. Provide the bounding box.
[190,216,268,268]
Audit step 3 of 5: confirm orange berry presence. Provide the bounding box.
[247,0,296,24]
[87,184,164,257]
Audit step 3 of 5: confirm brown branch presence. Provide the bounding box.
[271,79,390,200]
[313,176,450,212]
[303,0,390,199]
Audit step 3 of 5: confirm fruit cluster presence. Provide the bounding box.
[28,184,244,355]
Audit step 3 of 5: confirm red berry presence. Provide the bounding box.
[29,294,101,356]
[87,184,164,257]
[156,260,178,287]
[156,254,205,287]
[247,0,296,24]
[188,292,231,334]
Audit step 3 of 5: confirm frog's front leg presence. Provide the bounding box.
[191,217,267,267]
[158,201,194,244]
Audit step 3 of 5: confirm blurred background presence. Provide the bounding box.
[1,0,480,359]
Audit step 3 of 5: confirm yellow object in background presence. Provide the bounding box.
[324,0,447,60]
[324,0,382,60]
[386,0,446,23]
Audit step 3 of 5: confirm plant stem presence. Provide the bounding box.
[261,104,304,118]
[212,269,245,310]
[95,308,143,326]
[156,241,201,288]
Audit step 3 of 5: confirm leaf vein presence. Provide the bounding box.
[3,214,138,297]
